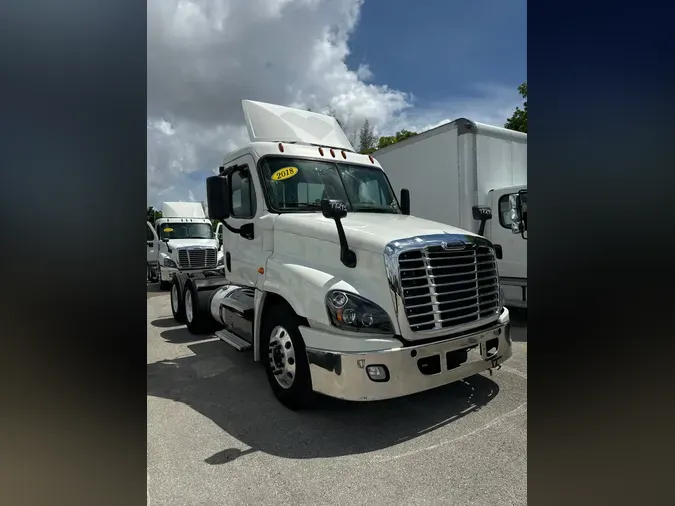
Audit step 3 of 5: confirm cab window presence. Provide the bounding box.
[230,167,257,218]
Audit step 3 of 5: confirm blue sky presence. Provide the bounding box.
[147,0,527,206]
[347,0,527,115]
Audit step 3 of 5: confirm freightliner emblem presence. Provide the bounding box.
[441,241,466,251]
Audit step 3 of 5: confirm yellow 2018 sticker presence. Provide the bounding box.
[271,166,298,181]
[163,227,174,233]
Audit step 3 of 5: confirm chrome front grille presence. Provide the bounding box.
[177,247,217,269]
[398,244,499,332]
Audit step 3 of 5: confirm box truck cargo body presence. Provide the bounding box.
[373,119,527,308]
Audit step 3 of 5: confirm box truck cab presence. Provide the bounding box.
[146,202,224,290]
[169,100,512,410]
[373,120,527,309]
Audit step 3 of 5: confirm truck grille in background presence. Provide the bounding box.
[398,245,499,332]
[177,248,217,269]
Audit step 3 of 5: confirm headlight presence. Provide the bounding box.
[216,257,224,266]
[163,258,177,268]
[325,290,393,334]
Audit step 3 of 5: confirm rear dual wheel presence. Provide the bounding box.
[170,275,186,323]
[183,279,215,335]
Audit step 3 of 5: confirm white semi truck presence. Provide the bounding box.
[373,120,528,309]
[169,100,514,410]
[146,202,224,290]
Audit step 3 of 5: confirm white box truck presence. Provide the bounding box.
[168,100,513,410]
[146,202,224,290]
[373,120,527,309]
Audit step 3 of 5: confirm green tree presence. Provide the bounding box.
[505,82,527,133]
[358,118,377,154]
[147,206,162,224]
[326,105,344,130]
[377,129,417,150]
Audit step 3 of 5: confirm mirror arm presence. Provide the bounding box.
[219,219,241,235]
[334,218,357,268]
[477,219,487,236]
[218,219,254,240]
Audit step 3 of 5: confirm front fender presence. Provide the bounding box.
[262,251,400,333]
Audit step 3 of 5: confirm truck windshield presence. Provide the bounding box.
[159,223,214,240]
[260,157,401,214]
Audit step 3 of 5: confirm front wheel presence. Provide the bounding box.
[159,267,171,290]
[261,305,315,410]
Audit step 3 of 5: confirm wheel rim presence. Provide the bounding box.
[171,284,178,312]
[268,326,296,389]
[185,289,193,323]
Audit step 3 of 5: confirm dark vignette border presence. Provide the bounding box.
[528,2,675,504]
[0,1,147,505]
[0,0,674,505]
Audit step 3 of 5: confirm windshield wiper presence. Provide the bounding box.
[280,203,322,210]
[354,205,398,214]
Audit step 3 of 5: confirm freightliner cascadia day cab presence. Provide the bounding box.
[168,100,513,410]
[146,202,224,290]
[373,120,528,309]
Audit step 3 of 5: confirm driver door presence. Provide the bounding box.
[222,155,266,288]
[146,221,159,264]
[489,186,527,280]
[215,222,224,249]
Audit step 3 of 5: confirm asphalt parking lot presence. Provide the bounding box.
[147,283,527,505]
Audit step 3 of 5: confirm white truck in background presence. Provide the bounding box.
[146,201,224,290]
[373,120,528,309]
[166,100,514,410]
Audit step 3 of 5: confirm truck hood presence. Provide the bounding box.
[274,213,478,254]
[165,239,218,250]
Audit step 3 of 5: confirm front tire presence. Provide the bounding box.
[261,305,315,410]
[159,267,171,290]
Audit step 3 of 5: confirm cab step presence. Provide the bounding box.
[215,329,252,351]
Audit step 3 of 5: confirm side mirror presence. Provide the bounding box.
[400,188,410,216]
[206,175,231,220]
[321,199,348,220]
[472,205,492,221]
[509,191,528,239]
[472,205,492,236]
[321,199,356,268]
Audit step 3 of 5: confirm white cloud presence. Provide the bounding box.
[147,0,521,206]
[381,83,523,136]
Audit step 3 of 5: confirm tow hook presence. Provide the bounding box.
[487,364,502,376]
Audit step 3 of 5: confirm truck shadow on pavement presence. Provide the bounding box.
[146,283,166,298]
[147,339,500,463]
[150,317,181,329]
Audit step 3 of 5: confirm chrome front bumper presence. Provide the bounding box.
[304,310,512,402]
[161,266,224,279]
